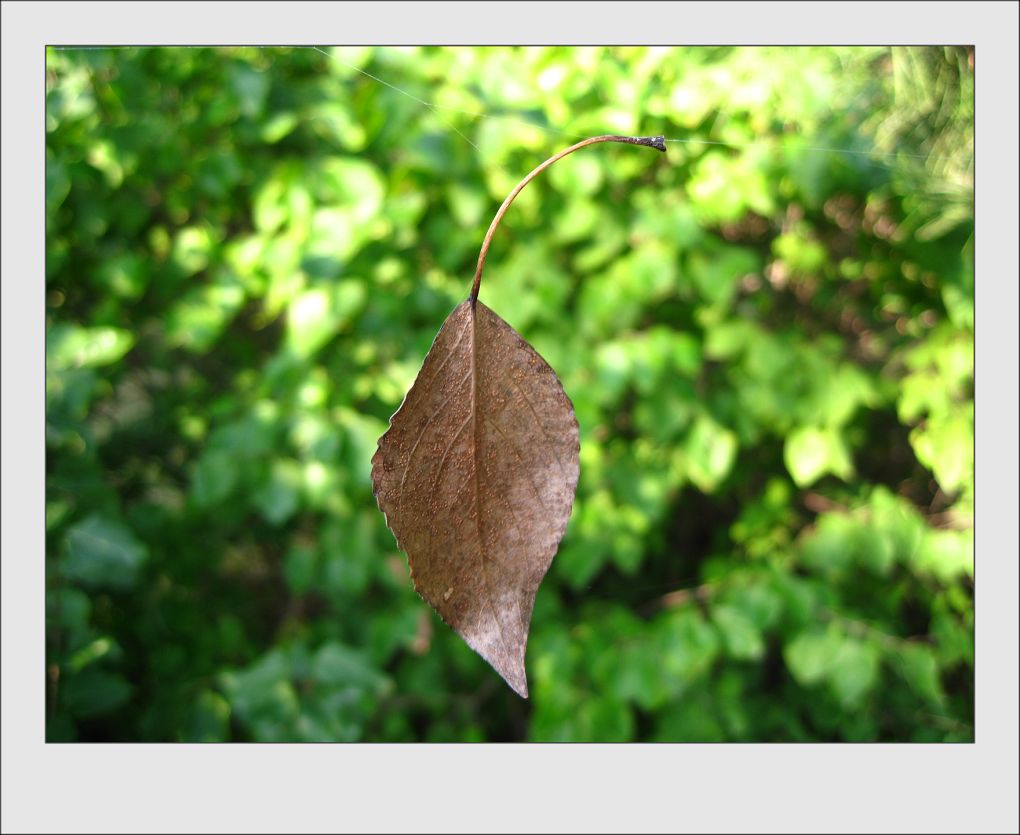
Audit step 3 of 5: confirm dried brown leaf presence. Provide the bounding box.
[371,300,580,696]
[372,134,664,696]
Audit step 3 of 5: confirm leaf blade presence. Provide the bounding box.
[372,300,580,696]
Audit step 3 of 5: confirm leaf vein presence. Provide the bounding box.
[483,415,549,513]
[471,308,515,672]
[397,367,471,510]
[505,374,568,477]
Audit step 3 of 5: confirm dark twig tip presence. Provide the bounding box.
[639,135,667,152]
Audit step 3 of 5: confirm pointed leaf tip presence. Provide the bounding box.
[372,300,580,696]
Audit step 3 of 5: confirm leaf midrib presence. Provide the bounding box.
[469,304,514,667]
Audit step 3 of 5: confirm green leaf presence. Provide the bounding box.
[798,514,856,576]
[171,225,217,275]
[772,225,828,274]
[68,636,119,672]
[220,649,298,733]
[285,281,366,358]
[191,449,240,508]
[687,245,760,307]
[914,529,974,582]
[576,697,634,742]
[686,416,738,492]
[893,644,946,708]
[95,253,149,300]
[784,426,853,487]
[182,690,232,742]
[785,627,842,685]
[687,151,775,223]
[712,605,765,661]
[47,325,134,370]
[260,111,299,144]
[254,459,303,525]
[548,151,604,196]
[556,539,608,590]
[658,608,721,684]
[62,669,132,718]
[311,642,389,693]
[828,638,880,708]
[909,412,973,495]
[786,625,880,708]
[853,526,897,576]
[283,546,318,595]
[62,514,148,589]
[165,272,247,353]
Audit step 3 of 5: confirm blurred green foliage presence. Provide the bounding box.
[45,46,973,742]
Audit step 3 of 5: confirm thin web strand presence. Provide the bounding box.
[50,45,962,170]
[307,46,955,167]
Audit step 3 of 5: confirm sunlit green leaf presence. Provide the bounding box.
[686,416,738,492]
[47,325,134,370]
[784,426,853,487]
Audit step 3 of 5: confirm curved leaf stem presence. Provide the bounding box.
[469,134,666,305]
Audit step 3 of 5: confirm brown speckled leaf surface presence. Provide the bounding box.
[371,299,580,697]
